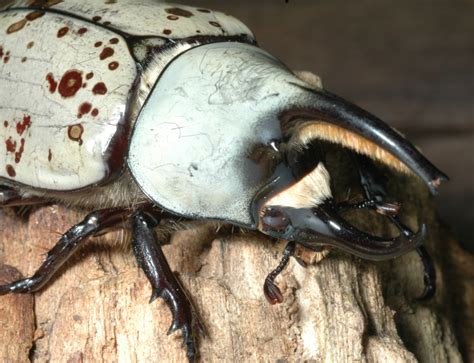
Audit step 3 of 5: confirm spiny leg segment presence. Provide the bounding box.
[350,153,436,300]
[131,211,204,362]
[0,205,204,361]
[0,207,129,294]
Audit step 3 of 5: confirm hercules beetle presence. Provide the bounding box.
[0,1,447,361]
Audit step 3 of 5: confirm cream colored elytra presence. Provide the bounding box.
[0,0,254,191]
[0,10,137,190]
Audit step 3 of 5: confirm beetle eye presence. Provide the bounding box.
[261,207,289,232]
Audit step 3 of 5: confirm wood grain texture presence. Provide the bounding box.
[0,265,34,363]
[0,176,471,362]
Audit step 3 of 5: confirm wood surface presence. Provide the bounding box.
[0,170,471,362]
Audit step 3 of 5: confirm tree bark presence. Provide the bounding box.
[0,178,471,362]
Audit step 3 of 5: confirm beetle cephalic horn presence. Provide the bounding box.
[261,204,426,261]
[258,163,425,260]
[281,84,448,194]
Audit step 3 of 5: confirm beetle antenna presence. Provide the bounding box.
[263,241,296,304]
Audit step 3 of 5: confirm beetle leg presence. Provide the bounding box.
[0,187,46,207]
[264,242,332,304]
[263,241,296,304]
[350,153,436,300]
[0,208,130,295]
[388,215,436,301]
[130,211,204,363]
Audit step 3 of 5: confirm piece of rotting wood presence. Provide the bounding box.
[0,180,470,362]
[0,264,34,362]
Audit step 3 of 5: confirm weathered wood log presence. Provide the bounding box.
[0,264,34,362]
[0,164,471,362]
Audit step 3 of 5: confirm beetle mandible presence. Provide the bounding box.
[0,1,447,361]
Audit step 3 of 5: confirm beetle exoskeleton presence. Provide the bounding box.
[0,1,447,361]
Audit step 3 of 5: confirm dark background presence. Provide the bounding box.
[187,0,473,250]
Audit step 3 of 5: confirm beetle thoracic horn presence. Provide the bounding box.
[281,83,448,194]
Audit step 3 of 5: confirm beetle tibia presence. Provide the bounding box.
[131,211,204,363]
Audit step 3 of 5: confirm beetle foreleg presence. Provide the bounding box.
[263,241,296,304]
[350,153,436,300]
[0,187,46,207]
[389,215,436,300]
[0,207,129,295]
[131,211,204,363]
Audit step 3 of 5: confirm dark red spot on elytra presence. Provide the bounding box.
[57,26,69,37]
[14,138,25,163]
[109,37,119,44]
[6,137,16,152]
[94,41,102,47]
[0,47,4,58]
[46,73,57,93]
[3,56,9,64]
[167,15,179,21]
[77,102,92,118]
[3,120,8,127]
[48,148,52,161]
[58,70,82,98]
[68,124,84,145]
[27,41,34,49]
[165,8,194,18]
[7,19,27,34]
[77,27,88,35]
[16,115,31,136]
[30,0,63,8]
[6,165,16,177]
[99,47,114,60]
[92,16,102,22]
[108,61,119,70]
[25,11,45,21]
[92,82,107,95]
[209,21,221,28]
[86,72,94,80]
[91,108,99,117]
[163,29,172,35]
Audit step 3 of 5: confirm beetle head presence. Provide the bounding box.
[129,42,446,260]
[253,159,428,260]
